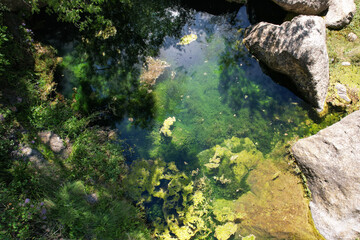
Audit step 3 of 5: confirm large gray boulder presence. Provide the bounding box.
[292,110,360,240]
[325,0,357,29]
[271,0,329,15]
[270,0,356,29]
[243,15,329,111]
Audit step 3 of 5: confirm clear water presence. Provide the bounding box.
[116,8,315,168]
[47,5,344,238]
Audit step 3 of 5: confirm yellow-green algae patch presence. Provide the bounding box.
[160,116,176,137]
[177,34,198,45]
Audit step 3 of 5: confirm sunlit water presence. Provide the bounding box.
[44,5,343,237]
[117,7,314,166]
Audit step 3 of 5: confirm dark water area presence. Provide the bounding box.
[27,1,336,162]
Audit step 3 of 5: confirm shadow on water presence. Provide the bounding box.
[180,0,243,15]
[28,0,195,128]
[246,0,287,24]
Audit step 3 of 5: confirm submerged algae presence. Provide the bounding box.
[160,117,176,137]
[177,34,198,45]
[198,137,261,199]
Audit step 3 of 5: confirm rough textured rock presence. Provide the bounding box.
[292,110,360,240]
[38,131,65,153]
[335,83,351,102]
[19,144,47,170]
[271,0,329,15]
[225,0,246,4]
[85,193,99,204]
[347,32,358,42]
[325,0,356,29]
[38,131,71,159]
[270,0,356,29]
[243,15,329,111]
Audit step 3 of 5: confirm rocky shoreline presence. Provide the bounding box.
[241,0,359,239]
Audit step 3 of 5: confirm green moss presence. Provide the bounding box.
[326,0,360,113]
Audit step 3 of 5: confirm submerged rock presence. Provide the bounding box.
[292,110,360,239]
[243,15,329,111]
[236,159,320,239]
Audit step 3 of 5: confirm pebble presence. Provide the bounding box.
[347,32,358,42]
[335,83,351,102]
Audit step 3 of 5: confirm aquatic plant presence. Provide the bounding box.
[177,34,198,45]
[160,116,176,137]
[212,199,245,222]
[214,222,238,240]
[140,57,170,88]
[124,159,213,239]
[242,234,256,240]
[198,137,262,199]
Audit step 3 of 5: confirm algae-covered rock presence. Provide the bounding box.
[235,160,321,239]
[212,199,245,223]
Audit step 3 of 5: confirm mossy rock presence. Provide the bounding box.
[235,160,323,239]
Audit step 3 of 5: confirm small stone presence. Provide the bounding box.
[38,131,52,144]
[86,193,98,204]
[347,32,358,42]
[49,134,65,153]
[335,83,351,102]
[341,62,351,66]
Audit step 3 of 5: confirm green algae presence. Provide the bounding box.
[214,222,238,240]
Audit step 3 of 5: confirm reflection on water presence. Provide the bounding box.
[117,7,315,165]
[48,4,343,238]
